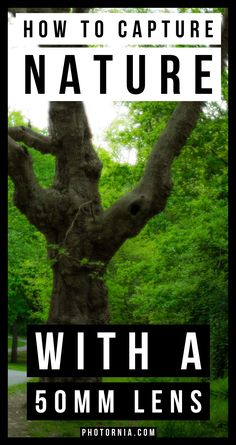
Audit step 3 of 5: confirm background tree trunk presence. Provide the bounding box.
[11,320,18,363]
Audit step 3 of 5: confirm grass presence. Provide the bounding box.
[8,376,228,438]
[8,363,27,372]
[8,381,28,396]
[8,379,38,395]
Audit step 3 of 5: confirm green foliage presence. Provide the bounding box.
[178,7,225,13]
[8,179,52,330]
[29,148,55,188]
[105,87,228,380]
[98,148,139,207]
[8,112,53,333]
[8,110,27,127]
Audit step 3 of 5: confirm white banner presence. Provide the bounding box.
[8,47,221,101]
[10,13,222,45]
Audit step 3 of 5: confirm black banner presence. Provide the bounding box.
[27,324,210,377]
[27,382,210,420]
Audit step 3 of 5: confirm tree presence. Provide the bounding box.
[8,112,51,362]
[8,9,228,332]
[104,90,228,379]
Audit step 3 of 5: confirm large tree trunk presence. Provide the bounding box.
[48,263,109,325]
[43,265,106,381]
[46,101,110,326]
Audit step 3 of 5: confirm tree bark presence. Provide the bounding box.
[45,101,110,325]
[48,262,109,325]
[8,9,228,332]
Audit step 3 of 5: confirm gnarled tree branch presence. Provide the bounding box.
[93,9,228,260]
[8,135,46,223]
[8,126,56,155]
[8,135,66,233]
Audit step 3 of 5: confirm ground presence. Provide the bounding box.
[8,391,29,437]
[7,377,227,438]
